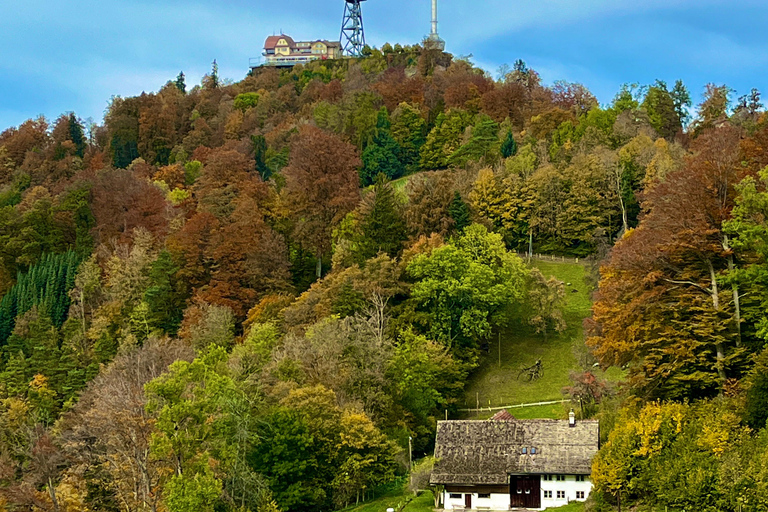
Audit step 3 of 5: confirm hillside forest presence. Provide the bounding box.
[0,44,768,512]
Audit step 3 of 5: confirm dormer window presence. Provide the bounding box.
[531,447,537,454]
[521,447,527,454]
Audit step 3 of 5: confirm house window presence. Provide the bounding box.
[555,475,565,482]
[542,475,552,481]
[576,475,586,482]
[478,493,491,499]
[521,447,527,454]
[576,491,585,500]
[449,493,462,499]
[543,491,553,499]
[531,447,537,454]
[557,491,566,499]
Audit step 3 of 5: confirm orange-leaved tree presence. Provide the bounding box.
[588,125,747,399]
[282,125,361,279]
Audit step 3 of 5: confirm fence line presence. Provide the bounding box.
[516,253,583,265]
[457,399,570,413]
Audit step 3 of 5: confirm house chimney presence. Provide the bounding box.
[569,409,576,428]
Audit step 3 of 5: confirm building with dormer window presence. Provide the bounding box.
[260,34,342,67]
[430,410,598,510]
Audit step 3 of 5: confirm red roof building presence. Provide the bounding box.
[260,34,341,67]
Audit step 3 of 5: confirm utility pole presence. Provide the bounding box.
[498,331,501,368]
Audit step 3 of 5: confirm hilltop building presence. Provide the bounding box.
[260,35,342,67]
[430,411,598,510]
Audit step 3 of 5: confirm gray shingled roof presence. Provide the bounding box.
[430,418,599,485]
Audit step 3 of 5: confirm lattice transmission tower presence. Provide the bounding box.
[340,0,366,57]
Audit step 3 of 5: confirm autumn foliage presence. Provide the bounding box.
[1,41,768,512]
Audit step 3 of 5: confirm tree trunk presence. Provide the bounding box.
[614,167,629,236]
[316,255,323,279]
[528,229,533,262]
[707,259,727,382]
[723,234,742,347]
[80,289,87,335]
[48,477,60,512]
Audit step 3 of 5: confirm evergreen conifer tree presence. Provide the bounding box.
[251,134,271,181]
[143,250,186,335]
[211,60,219,89]
[1,350,29,396]
[449,115,501,166]
[500,130,517,158]
[358,174,408,259]
[0,251,81,350]
[360,108,404,185]
[68,113,86,158]
[448,191,471,233]
[391,103,427,175]
[175,71,186,94]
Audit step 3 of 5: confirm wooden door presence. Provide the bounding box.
[464,493,472,509]
[509,476,541,509]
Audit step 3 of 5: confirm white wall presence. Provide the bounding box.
[441,476,593,511]
[541,475,592,509]
[442,491,508,511]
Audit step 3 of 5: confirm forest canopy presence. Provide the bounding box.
[0,43,767,512]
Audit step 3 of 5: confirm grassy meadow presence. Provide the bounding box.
[461,260,611,420]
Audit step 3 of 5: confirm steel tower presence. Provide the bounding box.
[425,0,445,51]
[340,0,366,57]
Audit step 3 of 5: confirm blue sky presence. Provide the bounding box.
[0,0,766,130]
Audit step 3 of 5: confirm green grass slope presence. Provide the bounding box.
[461,261,595,419]
[338,483,434,512]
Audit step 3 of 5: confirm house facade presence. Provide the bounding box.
[261,34,342,67]
[430,411,599,510]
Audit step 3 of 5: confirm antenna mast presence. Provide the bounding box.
[341,0,367,57]
[426,0,445,51]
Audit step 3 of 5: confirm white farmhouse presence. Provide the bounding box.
[430,410,599,510]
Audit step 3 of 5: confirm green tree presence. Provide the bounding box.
[145,346,262,512]
[0,251,81,351]
[500,130,517,158]
[143,250,187,336]
[524,268,566,341]
[360,108,404,185]
[390,103,427,174]
[210,59,219,89]
[420,110,473,170]
[235,93,261,112]
[68,113,86,158]
[447,191,470,233]
[249,386,396,512]
[175,71,186,94]
[386,329,467,448]
[251,134,271,181]
[671,79,691,128]
[357,175,408,259]
[693,83,732,133]
[449,114,500,166]
[642,80,681,140]
[406,224,528,356]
